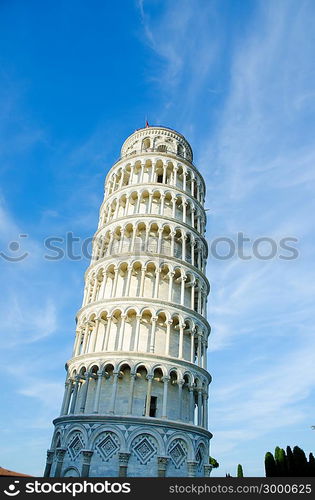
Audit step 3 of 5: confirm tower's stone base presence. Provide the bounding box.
[45,415,212,478]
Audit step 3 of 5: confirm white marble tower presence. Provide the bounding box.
[44,125,212,478]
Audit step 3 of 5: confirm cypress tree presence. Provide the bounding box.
[274,447,281,475]
[286,446,295,476]
[293,446,308,476]
[308,453,315,476]
[275,447,287,476]
[237,464,244,477]
[265,452,277,477]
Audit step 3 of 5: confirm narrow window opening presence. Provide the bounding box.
[157,174,163,183]
[149,396,157,417]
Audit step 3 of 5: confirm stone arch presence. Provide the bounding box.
[167,432,194,461]
[134,361,150,374]
[89,425,126,452]
[149,363,167,377]
[195,440,207,475]
[183,370,194,385]
[62,467,80,477]
[52,430,62,450]
[166,436,190,476]
[64,426,87,461]
[127,427,165,457]
[89,428,123,476]
[100,360,114,372]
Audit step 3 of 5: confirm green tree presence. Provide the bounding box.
[265,452,277,477]
[308,453,315,476]
[237,464,244,477]
[275,447,287,476]
[293,446,308,477]
[286,446,295,476]
[209,456,219,469]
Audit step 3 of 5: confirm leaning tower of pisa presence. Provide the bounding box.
[44,125,212,478]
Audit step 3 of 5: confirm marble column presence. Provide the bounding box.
[60,379,72,416]
[127,372,137,414]
[81,450,93,477]
[178,379,184,420]
[109,372,119,414]
[79,372,90,413]
[54,448,66,477]
[157,457,168,478]
[119,453,131,477]
[92,370,103,414]
[145,374,153,416]
[43,450,54,477]
[69,376,80,414]
[162,376,170,418]
[187,460,197,477]
[149,316,158,353]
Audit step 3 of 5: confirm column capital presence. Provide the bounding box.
[146,374,154,381]
[204,464,213,477]
[177,379,185,387]
[151,316,158,323]
[56,448,67,460]
[157,456,168,470]
[162,376,170,383]
[46,450,55,462]
[118,452,131,465]
[81,450,93,463]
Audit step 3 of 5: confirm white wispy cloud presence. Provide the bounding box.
[138,0,315,475]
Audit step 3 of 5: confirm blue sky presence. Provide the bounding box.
[0,0,314,477]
